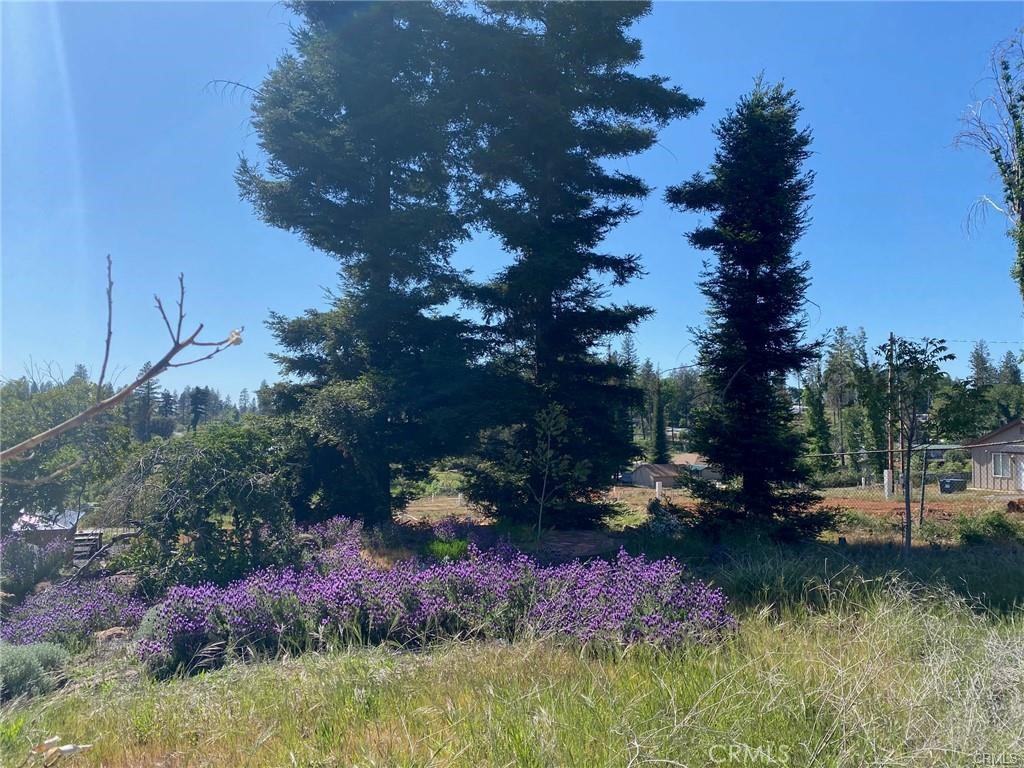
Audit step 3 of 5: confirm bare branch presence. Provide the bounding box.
[166,343,237,369]
[154,295,176,343]
[205,79,263,101]
[0,268,242,463]
[176,273,186,343]
[963,194,1007,236]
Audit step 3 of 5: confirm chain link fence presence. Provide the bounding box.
[812,444,1023,523]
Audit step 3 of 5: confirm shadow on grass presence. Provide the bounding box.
[388,505,1024,614]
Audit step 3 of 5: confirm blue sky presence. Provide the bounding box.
[3,2,1023,401]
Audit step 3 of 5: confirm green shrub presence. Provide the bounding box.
[107,420,302,596]
[0,643,70,702]
[955,511,1024,545]
[815,467,873,488]
[424,538,469,561]
[0,535,71,601]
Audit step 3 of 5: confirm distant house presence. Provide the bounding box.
[632,463,681,489]
[12,508,80,547]
[919,443,963,462]
[963,419,1024,492]
[630,453,722,489]
[671,452,723,483]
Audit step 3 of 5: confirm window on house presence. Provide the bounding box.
[993,452,1011,478]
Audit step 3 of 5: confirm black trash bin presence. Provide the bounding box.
[939,478,967,494]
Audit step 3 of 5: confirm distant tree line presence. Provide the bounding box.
[799,333,1023,483]
[0,368,264,532]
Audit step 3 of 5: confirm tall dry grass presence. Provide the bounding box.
[1,575,1020,767]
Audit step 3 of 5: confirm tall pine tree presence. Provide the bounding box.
[969,340,999,386]
[666,79,827,536]
[648,375,669,464]
[802,360,834,475]
[459,1,701,524]
[237,1,487,525]
[997,350,1023,385]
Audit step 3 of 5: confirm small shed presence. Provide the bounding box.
[963,419,1024,492]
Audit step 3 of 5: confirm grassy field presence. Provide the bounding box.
[1,571,1021,767]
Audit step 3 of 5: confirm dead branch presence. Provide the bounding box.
[204,79,263,101]
[96,254,114,399]
[0,262,243,463]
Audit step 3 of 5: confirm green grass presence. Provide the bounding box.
[424,538,470,561]
[4,507,1024,766]
[1,579,1021,767]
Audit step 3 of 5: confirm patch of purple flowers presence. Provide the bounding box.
[138,520,736,676]
[0,580,147,647]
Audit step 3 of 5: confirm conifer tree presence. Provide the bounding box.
[970,341,999,386]
[457,1,701,524]
[666,79,827,536]
[649,376,670,464]
[237,1,487,525]
[802,362,834,475]
[997,350,1023,385]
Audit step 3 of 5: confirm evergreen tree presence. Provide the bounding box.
[637,359,658,442]
[189,387,209,432]
[997,349,1023,385]
[131,362,157,442]
[823,327,854,466]
[238,1,488,525]
[177,387,192,428]
[648,376,669,464]
[802,361,834,475]
[157,390,176,418]
[970,340,999,386]
[666,79,826,536]
[671,367,702,448]
[255,380,273,415]
[620,335,640,377]
[850,329,888,473]
[458,1,700,524]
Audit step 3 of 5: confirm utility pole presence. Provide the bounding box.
[885,332,895,499]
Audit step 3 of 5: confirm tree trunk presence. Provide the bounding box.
[902,443,913,556]
[919,450,929,527]
[365,459,392,529]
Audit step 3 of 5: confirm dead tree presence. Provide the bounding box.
[956,30,1024,302]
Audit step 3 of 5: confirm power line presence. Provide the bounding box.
[801,438,1024,459]
[943,339,1022,345]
